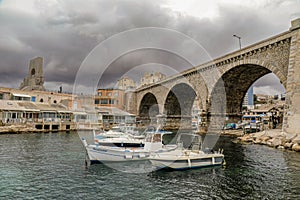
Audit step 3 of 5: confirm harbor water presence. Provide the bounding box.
[0,131,299,199]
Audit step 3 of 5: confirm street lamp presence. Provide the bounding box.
[233,34,242,50]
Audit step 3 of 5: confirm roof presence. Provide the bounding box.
[0,100,70,113]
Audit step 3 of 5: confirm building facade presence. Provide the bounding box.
[94,89,125,110]
[0,87,74,104]
[243,85,254,109]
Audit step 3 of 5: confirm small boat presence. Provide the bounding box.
[81,126,176,165]
[82,140,149,164]
[93,129,145,148]
[148,133,224,170]
[94,126,126,139]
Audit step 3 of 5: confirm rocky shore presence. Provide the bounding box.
[235,129,300,152]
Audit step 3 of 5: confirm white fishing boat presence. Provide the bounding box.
[148,133,224,170]
[81,126,176,165]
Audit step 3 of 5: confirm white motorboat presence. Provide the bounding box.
[93,126,145,148]
[148,133,224,170]
[82,140,149,164]
[81,126,176,164]
[94,126,126,139]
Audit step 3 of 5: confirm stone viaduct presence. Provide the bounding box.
[126,18,300,134]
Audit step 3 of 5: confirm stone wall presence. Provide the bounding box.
[283,19,300,134]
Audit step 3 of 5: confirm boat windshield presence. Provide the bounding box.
[176,133,202,149]
[110,127,122,132]
[145,133,161,143]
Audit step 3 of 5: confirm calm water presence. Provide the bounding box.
[0,131,299,200]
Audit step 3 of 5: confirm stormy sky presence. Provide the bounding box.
[0,0,299,95]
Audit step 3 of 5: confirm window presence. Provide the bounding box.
[98,92,102,96]
[54,100,57,103]
[107,92,112,96]
[40,98,44,102]
[100,99,108,104]
[109,99,115,104]
[0,94,3,99]
[114,92,118,97]
[31,68,35,77]
[95,99,100,104]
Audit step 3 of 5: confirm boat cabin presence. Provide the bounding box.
[176,133,202,151]
[143,126,172,151]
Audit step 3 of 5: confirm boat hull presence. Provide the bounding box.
[86,145,149,163]
[149,152,224,170]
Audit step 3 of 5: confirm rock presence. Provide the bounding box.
[285,133,297,143]
[238,135,253,143]
[284,142,293,149]
[292,144,300,152]
[258,136,271,145]
[265,130,283,138]
[266,140,272,146]
[261,136,271,142]
[253,138,261,144]
[268,138,282,148]
[252,131,266,139]
[277,145,285,149]
[292,135,300,144]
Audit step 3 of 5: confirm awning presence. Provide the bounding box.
[57,110,73,113]
[72,111,87,115]
[12,93,31,98]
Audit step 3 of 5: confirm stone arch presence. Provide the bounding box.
[210,61,286,118]
[163,83,197,129]
[164,83,197,115]
[138,92,159,124]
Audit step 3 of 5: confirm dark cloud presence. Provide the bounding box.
[0,0,298,94]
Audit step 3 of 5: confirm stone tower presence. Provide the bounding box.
[19,57,45,91]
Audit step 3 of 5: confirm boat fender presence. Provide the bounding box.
[188,158,191,168]
[139,154,146,158]
[81,138,88,147]
[124,154,132,159]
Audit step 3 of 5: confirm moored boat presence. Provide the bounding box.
[148,133,224,170]
[81,126,176,165]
